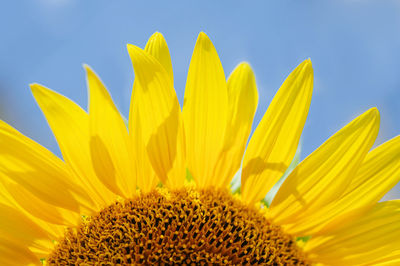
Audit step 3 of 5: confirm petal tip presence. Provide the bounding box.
[198,31,208,39]
[82,63,94,75]
[146,32,168,51]
[238,61,251,69]
[302,58,313,71]
[127,44,142,56]
[197,32,212,47]
[29,83,49,96]
[237,62,254,75]
[29,83,40,91]
[126,44,141,57]
[357,107,380,135]
[126,44,146,69]
[145,32,168,50]
[369,107,380,121]
[150,31,164,40]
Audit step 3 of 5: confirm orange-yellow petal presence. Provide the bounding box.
[364,250,400,266]
[0,239,40,266]
[241,59,313,204]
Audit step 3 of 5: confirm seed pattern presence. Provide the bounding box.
[48,187,309,265]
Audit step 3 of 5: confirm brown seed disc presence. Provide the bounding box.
[48,187,309,265]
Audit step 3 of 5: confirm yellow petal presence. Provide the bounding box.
[182,32,228,188]
[305,201,400,265]
[0,239,40,266]
[269,108,380,229]
[128,33,173,192]
[344,134,400,196]
[31,84,116,209]
[364,250,400,266]
[283,134,400,236]
[213,63,258,188]
[86,65,136,197]
[144,32,174,82]
[241,59,313,204]
[0,120,94,213]
[0,179,66,239]
[128,103,159,192]
[0,177,68,240]
[0,178,79,226]
[0,204,52,251]
[127,44,185,188]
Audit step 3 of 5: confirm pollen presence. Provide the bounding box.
[47,187,309,265]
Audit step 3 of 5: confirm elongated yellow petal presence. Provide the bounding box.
[0,172,66,238]
[241,60,313,204]
[144,32,174,82]
[0,121,94,213]
[305,201,400,265]
[0,239,40,266]
[364,250,400,266]
[282,134,400,236]
[182,32,228,188]
[127,44,185,188]
[129,102,159,192]
[213,63,258,188]
[269,108,380,229]
[128,33,173,192]
[1,233,53,263]
[345,134,400,196]
[0,204,52,250]
[0,178,79,226]
[86,65,135,197]
[0,178,66,239]
[31,84,116,209]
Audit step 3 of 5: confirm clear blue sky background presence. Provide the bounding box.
[1,1,400,198]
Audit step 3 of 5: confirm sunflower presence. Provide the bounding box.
[1,31,399,265]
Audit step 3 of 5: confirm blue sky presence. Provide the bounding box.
[1,1,400,197]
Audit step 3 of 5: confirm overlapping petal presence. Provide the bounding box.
[31,84,116,208]
[144,32,174,81]
[282,134,400,236]
[241,59,313,204]
[86,66,136,197]
[0,179,79,226]
[305,201,400,265]
[0,121,94,213]
[0,204,54,259]
[128,32,175,191]
[127,42,185,188]
[269,108,380,233]
[213,63,258,188]
[0,239,39,266]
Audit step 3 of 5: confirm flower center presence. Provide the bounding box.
[47,187,309,265]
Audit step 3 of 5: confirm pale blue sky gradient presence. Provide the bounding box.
[1,1,400,198]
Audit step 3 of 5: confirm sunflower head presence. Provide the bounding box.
[48,187,309,265]
[0,32,400,266]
